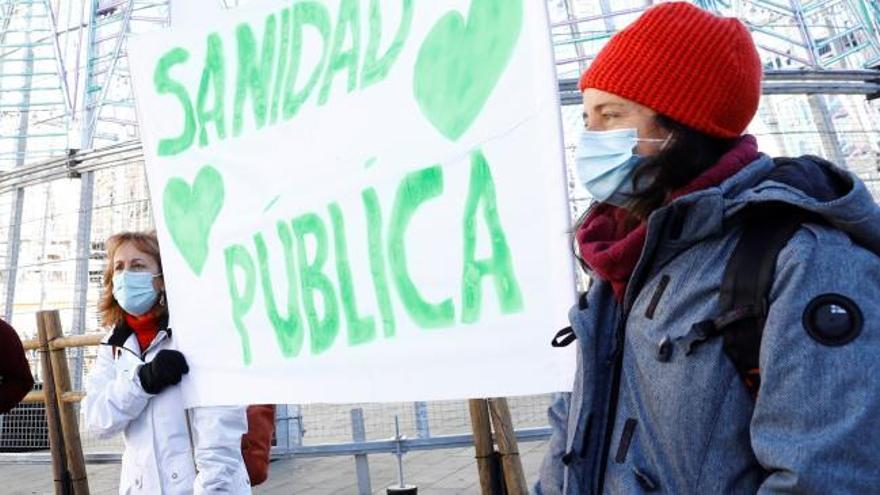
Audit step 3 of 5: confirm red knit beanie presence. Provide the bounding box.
[579,2,762,138]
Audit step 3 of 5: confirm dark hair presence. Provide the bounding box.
[571,115,738,267]
[624,115,739,221]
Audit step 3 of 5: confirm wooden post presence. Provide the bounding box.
[469,399,501,495]
[39,310,90,495]
[488,398,528,495]
[36,311,69,495]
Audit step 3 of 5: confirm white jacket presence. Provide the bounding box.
[83,323,251,494]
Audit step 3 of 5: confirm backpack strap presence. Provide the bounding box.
[720,203,808,397]
[686,202,811,398]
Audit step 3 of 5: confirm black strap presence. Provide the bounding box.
[552,326,577,348]
[719,202,809,398]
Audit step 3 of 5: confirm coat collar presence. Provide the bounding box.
[107,313,170,348]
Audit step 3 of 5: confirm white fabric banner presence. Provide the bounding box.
[129,0,576,407]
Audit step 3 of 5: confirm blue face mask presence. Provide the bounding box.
[575,128,668,207]
[113,271,161,317]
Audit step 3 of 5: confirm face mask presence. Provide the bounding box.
[575,128,670,207]
[113,271,162,317]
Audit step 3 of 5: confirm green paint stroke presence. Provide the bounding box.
[360,0,413,89]
[263,195,281,213]
[387,166,455,329]
[254,223,305,358]
[283,1,332,120]
[461,149,523,323]
[163,165,225,276]
[362,188,395,337]
[292,213,340,355]
[225,244,255,365]
[154,47,196,157]
[233,14,277,137]
[269,8,291,125]
[197,33,227,147]
[329,203,376,346]
[412,0,523,141]
[318,0,360,105]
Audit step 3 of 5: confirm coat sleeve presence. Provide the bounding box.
[190,405,252,495]
[753,226,880,493]
[535,392,571,495]
[82,341,152,439]
[241,404,276,486]
[0,320,35,414]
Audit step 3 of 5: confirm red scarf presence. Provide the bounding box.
[125,312,160,352]
[577,135,759,302]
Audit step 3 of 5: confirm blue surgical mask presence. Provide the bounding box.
[113,271,161,317]
[575,128,669,207]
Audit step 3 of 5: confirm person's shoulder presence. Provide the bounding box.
[782,221,878,267]
[0,319,21,343]
[781,224,880,305]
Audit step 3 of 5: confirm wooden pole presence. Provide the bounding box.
[49,333,104,350]
[469,399,501,495]
[488,398,528,495]
[36,312,69,495]
[39,310,90,495]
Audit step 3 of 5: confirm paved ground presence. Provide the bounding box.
[0,441,548,494]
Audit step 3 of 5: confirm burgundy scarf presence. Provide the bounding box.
[577,135,759,301]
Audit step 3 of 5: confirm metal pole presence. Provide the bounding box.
[807,93,849,169]
[3,189,25,322]
[274,404,290,453]
[598,0,617,34]
[274,404,304,452]
[413,401,430,439]
[81,0,98,147]
[2,2,35,322]
[85,0,134,136]
[69,171,93,391]
[44,0,73,113]
[70,0,99,392]
[351,408,372,495]
[394,416,405,488]
[562,0,587,74]
[792,0,821,68]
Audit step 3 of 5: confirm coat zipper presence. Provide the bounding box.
[595,215,668,492]
[595,304,628,493]
[101,330,170,362]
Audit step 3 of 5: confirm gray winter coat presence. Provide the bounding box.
[536,154,880,494]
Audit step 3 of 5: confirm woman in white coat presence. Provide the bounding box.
[83,231,251,494]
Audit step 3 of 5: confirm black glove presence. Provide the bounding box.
[138,350,189,395]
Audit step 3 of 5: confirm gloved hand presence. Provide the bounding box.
[138,349,189,394]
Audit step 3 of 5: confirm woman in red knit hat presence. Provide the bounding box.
[82,231,252,494]
[538,2,880,493]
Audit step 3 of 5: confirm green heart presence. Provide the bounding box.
[163,165,225,276]
[413,0,523,141]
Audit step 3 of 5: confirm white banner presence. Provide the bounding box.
[129,0,575,406]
